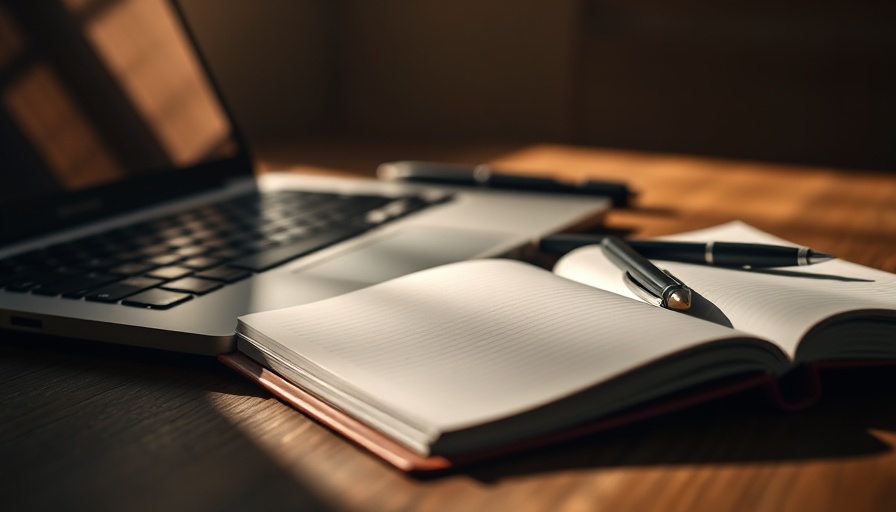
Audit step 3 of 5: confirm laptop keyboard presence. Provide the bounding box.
[0,190,446,309]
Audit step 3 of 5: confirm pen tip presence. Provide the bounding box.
[666,290,692,311]
[807,250,835,265]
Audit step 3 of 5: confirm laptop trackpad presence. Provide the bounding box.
[296,226,515,285]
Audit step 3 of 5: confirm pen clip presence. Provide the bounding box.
[622,271,663,307]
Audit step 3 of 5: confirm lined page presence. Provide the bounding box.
[238,259,750,432]
[555,222,896,358]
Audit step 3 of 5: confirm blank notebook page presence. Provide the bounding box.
[239,259,749,432]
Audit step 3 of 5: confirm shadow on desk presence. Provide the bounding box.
[466,366,896,483]
[3,332,894,496]
[0,333,337,511]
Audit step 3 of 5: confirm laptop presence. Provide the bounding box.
[0,0,607,355]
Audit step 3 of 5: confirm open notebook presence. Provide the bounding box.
[221,222,896,472]
[555,221,896,363]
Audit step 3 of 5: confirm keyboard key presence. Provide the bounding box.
[122,289,193,309]
[205,247,246,260]
[144,253,183,266]
[161,277,222,295]
[136,243,170,257]
[180,257,222,270]
[0,271,19,288]
[86,277,163,302]
[35,273,121,297]
[192,232,226,246]
[155,226,189,239]
[194,266,251,283]
[108,262,156,276]
[77,257,120,270]
[165,235,198,248]
[5,267,78,292]
[174,246,206,258]
[145,265,193,280]
[229,225,365,272]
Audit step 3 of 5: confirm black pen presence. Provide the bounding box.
[377,161,635,207]
[541,234,834,268]
[601,237,692,311]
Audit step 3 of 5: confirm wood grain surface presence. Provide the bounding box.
[2,143,895,512]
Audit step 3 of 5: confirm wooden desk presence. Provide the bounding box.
[3,143,895,511]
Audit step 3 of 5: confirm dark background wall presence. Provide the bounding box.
[179,0,896,170]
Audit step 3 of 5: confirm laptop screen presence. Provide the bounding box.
[0,0,251,245]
